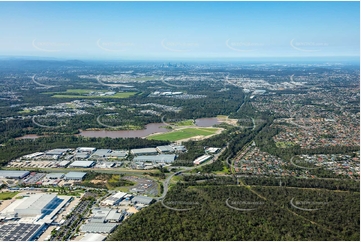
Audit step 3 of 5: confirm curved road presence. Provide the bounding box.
[158,143,228,200]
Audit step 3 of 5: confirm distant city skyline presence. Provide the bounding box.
[0,1,359,60]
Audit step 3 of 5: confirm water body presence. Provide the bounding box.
[79,123,170,138]
[80,117,221,138]
[194,117,220,127]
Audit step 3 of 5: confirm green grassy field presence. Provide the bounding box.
[172,119,194,126]
[52,92,137,99]
[276,141,295,148]
[148,127,219,141]
[42,89,103,95]
[18,109,31,114]
[65,89,102,94]
[0,191,19,200]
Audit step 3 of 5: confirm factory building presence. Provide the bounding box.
[109,150,128,159]
[74,153,90,160]
[23,152,44,159]
[77,147,97,153]
[106,210,124,223]
[80,233,107,241]
[131,195,155,205]
[95,162,115,169]
[89,208,111,223]
[57,160,71,167]
[89,208,124,223]
[45,149,70,156]
[133,154,176,163]
[131,148,158,156]
[205,147,220,154]
[0,194,72,240]
[69,160,95,168]
[64,172,87,180]
[171,145,187,153]
[101,192,127,206]
[80,223,118,234]
[193,155,212,165]
[14,194,61,217]
[0,170,30,179]
[156,145,175,154]
[91,149,112,158]
[45,173,65,180]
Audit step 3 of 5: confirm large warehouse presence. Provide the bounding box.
[45,149,70,156]
[14,194,61,217]
[64,172,87,180]
[131,195,155,205]
[80,233,107,241]
[101,192,127,206]
[131,148,158,156]
[0,170,30,179]
[80,223,118,234]
[156,145,175,154]
[109,150,128,159]
[77,147,97,153]
[91,149,112,158]
[193,155,212,165]
[69,160,95,168]
[133,154,176,163]
[45,173,65,180]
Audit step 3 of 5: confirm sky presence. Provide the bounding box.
[0,1,359,60]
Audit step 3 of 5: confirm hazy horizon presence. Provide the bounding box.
[0,1,359,60]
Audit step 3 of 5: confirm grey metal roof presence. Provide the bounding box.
[131,148,158,155]
[45,149,69,155]
[58,160,71,166]
[156,145,175,153]
[172,145,187,151]
[91,208,111,222]
[133,154,175,163]
[45,173,65,179]
[106,210,123,221]
[74,153,90,159]
[91,149,112,157]
[131,196,154,205]
[110,150,128,157]
[0,170,30,179]
[15,193,56,211]
[65,172,87,179]
[81,223,118,233]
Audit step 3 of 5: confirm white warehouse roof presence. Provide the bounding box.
[133,154,176,163]
[80,233,106,241]
[101,192,127,206]
[193,155,212,165]
[69,160,95,168]
[77,147,97,152]
[131,148,158,155]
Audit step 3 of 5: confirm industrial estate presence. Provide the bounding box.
[0,1,359,240]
